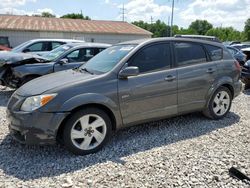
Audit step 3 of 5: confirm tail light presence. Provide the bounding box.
[234,60,241,72]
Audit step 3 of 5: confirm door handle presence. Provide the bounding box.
[206,68,216,73]
[164,75,176,81]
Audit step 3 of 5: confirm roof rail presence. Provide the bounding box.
[174,35,221,43]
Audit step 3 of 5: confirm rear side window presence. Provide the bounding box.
[174,42,207,67]
[52,42,65,50]
[204,44,223,61]
[129,43,171,73]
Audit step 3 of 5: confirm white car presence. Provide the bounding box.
[11,39,85,56]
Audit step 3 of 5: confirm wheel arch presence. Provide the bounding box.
[56,103,118,142]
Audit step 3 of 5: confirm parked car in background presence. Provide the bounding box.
[226,46,247,66]
[241,47,250,88]
[0,45,11,51]
[0,36,10,48]
[11,39,85,56]
[241,47,250,61]
[0,43,110,88]
[7,37,242,155]
[231,44,250,50]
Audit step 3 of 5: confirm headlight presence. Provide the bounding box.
[21,94,57,112]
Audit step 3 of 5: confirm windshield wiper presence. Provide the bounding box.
[79,68,94,75]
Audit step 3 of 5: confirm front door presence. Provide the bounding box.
[118,42,178,125]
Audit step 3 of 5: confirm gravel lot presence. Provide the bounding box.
[0,86,249,188]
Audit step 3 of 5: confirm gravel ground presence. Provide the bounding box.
[0,86,249,188]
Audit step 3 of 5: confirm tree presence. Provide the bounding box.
[41,12,56,18]
[206,27,245,41]
[189,20,213,35]
[132,20,170,37]
[60,13,91,20]
[244,18,250,40]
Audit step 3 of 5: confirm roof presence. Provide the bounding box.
[28,39,85,43]
[66,42,111,48]
[120,37,224,47]
[0,15,152,36]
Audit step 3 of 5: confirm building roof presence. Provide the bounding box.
[0,15,152,36]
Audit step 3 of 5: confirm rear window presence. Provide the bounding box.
[174,42,207,67]
[204,44,223,61]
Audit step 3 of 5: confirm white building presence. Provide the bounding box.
[0,15,152,47]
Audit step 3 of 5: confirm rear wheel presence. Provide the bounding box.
[203,86,232,119]
[63,108,112,155]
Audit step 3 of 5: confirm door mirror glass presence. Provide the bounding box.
[23,48,31,53]
[58,58,69,65]
[119,66,139,79]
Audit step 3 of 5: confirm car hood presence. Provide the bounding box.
[0,51,48,66]
[16,69,96,96]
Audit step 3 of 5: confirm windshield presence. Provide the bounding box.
[81,44,136,74]
[42,45,72,61]
[12,41,31,53]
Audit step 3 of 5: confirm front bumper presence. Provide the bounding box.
[6,109,69,145]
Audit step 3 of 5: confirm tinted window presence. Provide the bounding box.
[175,42,207,66]
[129,43,171,73]
[26,42,44,52]
[205,44,223,61]
[66,48,103,63]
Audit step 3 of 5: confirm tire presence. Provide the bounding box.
[21,76,39,86]
[63,108,112,155]
[203,86,232,120]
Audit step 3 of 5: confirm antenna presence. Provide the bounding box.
[120,4,126,22]
[170,0,175,37]
[150,16,154,24]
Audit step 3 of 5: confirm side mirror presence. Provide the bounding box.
[23,49,31,53]
[58,58,69,65]
[119,66,139,79]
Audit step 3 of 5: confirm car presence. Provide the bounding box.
[226,46,247,66]
[231,44,250,50]
[0,45,11,51]
[241,47,250,88]
[11,39,85,56]
[7,37,242,155]
[0,43,110,88]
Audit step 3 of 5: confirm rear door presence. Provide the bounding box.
[118,42,178,125]
[174,42,221,113]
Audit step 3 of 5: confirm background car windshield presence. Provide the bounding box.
[42,45,71,61]
[82,45,136,73]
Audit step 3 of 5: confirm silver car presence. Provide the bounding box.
[7,37,242,155]
[11,39,85,55]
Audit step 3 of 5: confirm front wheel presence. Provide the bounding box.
[203,86,232,119]
[63,108,112,155]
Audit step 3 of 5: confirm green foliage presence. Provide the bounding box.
[60,13,91,20]
[41,12,56,18]
[132,20,171,37]
[206,27,245,41]
[189,20,213,35]
[244,18,250,40]
[132,19,250,42]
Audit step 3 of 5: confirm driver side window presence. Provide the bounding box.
[65,50,80,63]
[128,43,171,74]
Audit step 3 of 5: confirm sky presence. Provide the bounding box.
[0,0,249,31]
